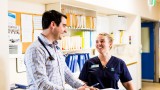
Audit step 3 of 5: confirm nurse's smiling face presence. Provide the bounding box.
[96,33,113,54]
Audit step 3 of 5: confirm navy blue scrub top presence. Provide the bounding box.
[79,56,132,89]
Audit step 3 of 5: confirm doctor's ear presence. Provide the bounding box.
[51,21,57,27]
[49,21,56,29]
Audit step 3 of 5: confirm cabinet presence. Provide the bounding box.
[97,15,130,45]
[46,2,97,54]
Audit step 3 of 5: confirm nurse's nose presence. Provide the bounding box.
[97,42,102,45]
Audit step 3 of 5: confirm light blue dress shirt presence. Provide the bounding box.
[24,34,84,90]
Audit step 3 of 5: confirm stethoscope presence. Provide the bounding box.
[38,36,54,60]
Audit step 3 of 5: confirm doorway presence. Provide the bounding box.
[141,19,159,82]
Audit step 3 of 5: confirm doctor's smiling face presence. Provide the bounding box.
[96,33,113,54]
[51,16,67,40]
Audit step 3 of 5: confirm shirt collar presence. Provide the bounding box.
[39,34,58,47]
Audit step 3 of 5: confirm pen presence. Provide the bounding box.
[91,83,99,87]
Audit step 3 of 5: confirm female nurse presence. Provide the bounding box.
[79,32,134,90]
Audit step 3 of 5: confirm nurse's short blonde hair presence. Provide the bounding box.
[98,32,113,49]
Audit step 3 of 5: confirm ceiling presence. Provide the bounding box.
[11,0,59,4]
[12,0,160,4]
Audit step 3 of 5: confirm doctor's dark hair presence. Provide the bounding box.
[42,10,67,29]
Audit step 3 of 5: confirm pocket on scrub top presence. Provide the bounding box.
[108,70,119,81]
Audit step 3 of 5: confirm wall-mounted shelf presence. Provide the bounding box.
[67,27,96,31]
[113,44,127,46]
[62,48,95,55]
[45,3,97,53]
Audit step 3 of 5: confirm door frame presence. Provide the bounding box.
[154,22,160,82]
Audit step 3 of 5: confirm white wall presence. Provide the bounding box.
[9,0,45,14]
[128,16,141,89]
[159,3,160,19]
[8,0,45,85]
[96,16,110,33]
[0,0,9,90]
[9,58,28,85]
[75,0,160,21]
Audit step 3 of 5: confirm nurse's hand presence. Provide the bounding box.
[77,85,88,90]
[77,86,99,90]
[89,87,99,90]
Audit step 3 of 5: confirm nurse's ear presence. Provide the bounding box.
[109,42,113,49]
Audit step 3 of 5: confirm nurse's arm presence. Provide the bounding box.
[122,81,134,90]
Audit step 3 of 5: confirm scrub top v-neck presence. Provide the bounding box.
[79,56,132,89]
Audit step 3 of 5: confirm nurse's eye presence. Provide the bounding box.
[96,40,98,43]
[100,40,104,43]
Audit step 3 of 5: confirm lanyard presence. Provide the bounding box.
[38,36,54,60]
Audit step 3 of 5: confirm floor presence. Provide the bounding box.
[142,82,160,90]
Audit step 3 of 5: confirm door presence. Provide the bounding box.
[141,22,154,81]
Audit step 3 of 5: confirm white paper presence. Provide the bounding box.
[9,43,22,54]
[34,30,42,41]
[21,14,33,42]
[33,16,42,29]
[8,12,16,26]
[8,25,20,43]
[16,55,26,72]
